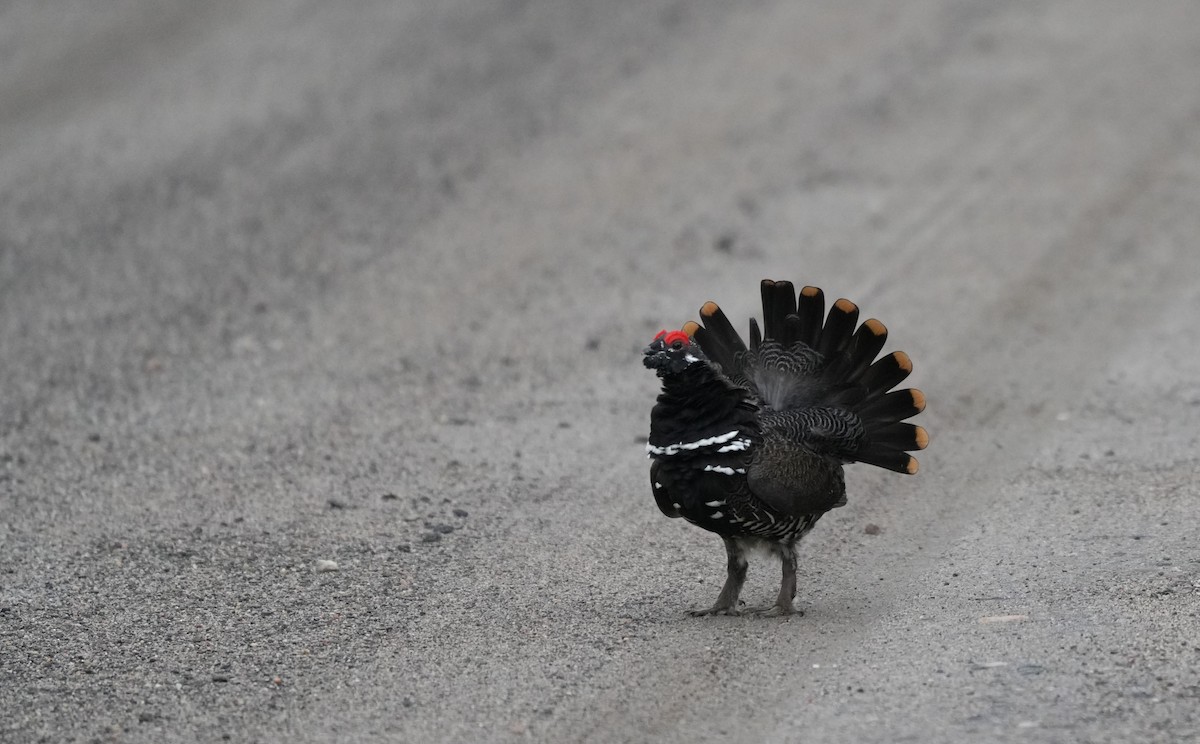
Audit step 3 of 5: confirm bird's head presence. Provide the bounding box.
[643,329,704,376]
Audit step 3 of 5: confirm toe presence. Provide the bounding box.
[746,603,803,617]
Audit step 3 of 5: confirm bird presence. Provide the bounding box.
[643,279,927,617]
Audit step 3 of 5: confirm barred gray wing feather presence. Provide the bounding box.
[740,341,826,411]
[760,408,865,459]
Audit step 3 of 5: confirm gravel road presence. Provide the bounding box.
[3,2,1199,742]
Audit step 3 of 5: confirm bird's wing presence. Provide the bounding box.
[744,410,853,516]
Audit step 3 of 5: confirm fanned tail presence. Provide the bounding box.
[689,278,928,475]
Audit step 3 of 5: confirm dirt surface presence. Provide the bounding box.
[3,1,1200,742]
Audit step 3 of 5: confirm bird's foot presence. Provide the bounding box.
[689,602,742,617]
[746,603,803,617]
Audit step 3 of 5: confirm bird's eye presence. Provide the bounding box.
[670,340,684,350]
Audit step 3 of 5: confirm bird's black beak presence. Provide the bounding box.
[643,340,667,370]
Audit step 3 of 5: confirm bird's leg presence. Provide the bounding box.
[690,537,747,616]
[750,542,802,617]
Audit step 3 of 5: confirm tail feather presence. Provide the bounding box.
[858,351,913,397]
[837,318,888,384]
[854,446,920,474]
[795,285,825,349]
[692,301,745,372]
[760,280,796,342]
[781,314,806,348]
[689,326,729,371]
[856,388,926,425]
[748,317,762,350]
[698,302,742,350]
[816,298,860,360]
[867,422,929,451]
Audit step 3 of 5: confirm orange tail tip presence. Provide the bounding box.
[910,389,927,413]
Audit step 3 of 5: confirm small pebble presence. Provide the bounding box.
[315,559,339,573]
[432,523,455,534]
[328,499,347,510]
[381,493,399,501]
[452,508,469,518]
[864,523,882,535]
[421,532,441,543]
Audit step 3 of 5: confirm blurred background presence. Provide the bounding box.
[3,2,1199,742]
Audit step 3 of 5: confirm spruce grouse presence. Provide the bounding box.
[643,279,927,616]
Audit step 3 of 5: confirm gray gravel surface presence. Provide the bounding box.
[3,1,1200,742]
